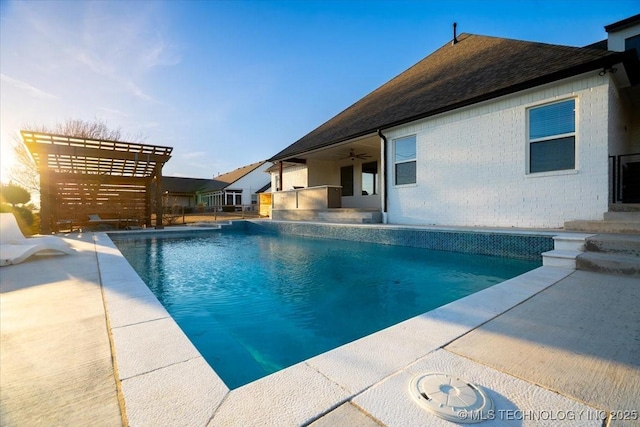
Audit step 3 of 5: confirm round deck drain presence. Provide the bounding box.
[409,372,493,423]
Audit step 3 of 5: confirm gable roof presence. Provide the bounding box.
[270,33,628,161]
[214,160,269,184]
[162,176,226,193]
[605,13,640,32]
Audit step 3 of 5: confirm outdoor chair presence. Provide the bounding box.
[0,213,74,266]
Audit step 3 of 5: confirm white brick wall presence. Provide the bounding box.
[271,164,308,191]
[384,72,611,228]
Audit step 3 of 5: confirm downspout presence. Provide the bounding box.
[377,129,388,224]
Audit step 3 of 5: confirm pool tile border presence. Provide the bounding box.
[96,225,593,426]
[229,220,556,260]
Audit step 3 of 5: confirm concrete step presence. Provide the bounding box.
[272,209,382,224]
[609,203,640,212]
[552,234,595,251]
[603,211,640,222]
[564,220,640,234]
[541,249,582,268]
[584,234,640,257]
[576,252,640,277]
[317,210,382,224]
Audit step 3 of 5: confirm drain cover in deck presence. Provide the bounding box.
[409,372,493,423]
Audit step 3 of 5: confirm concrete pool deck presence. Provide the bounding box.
[1,226,639,426]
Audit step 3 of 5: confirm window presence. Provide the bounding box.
[626,34,640,59]
[225,191,242,205]
[528,99,575,173]
[362,161,377,195]
[340,165,354,196]
[394,135,416,185]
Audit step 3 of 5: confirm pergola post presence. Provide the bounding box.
[145,180,153,228]
[21,131,173,233]
[154,163,164,229]
[39,165,52,234]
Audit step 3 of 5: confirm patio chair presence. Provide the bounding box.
[0,213,74,266]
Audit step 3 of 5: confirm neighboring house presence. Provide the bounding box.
[163,161,273,210]
[268,15,640,228]
[162,177,223,208]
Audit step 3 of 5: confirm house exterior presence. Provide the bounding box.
[163,161,272,211]
[268,15,640,228]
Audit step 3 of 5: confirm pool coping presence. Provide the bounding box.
[96,224,600,426]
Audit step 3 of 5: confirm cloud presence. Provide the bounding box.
[12,1,180,103]
[0,74,57,99]
[96,107,131,118]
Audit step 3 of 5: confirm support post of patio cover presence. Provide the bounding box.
[145,179,153,227]
[278,161,283,191]
[39,166,52,234]
[154,163,164,229]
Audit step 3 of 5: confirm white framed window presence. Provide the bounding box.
[394,135,416,185]
[528,99,575,174]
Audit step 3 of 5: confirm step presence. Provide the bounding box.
[576,252,640,277]
[609,203,640,212]
[552,234,595,251]
[541,249,582,268]
[584,234,640,257]
[272,209,382,224]
[317,211,382,224]
[564,220,640,234]
[603,211,640,222]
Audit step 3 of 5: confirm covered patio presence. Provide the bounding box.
[22,131,173,234]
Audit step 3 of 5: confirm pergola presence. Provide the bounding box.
[22,131,173,234]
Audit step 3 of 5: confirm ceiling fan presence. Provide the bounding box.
[341,149,372,161]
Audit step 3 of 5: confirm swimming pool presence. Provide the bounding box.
[112,230,539,389]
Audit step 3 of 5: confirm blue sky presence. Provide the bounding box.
[0,0,637,181]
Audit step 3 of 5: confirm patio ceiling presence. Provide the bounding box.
[290,133,381,162]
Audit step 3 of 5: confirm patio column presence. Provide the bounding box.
[39,164,53,234]
[145,179,153,227]
[278,161,283,191]
[154,163,164,229]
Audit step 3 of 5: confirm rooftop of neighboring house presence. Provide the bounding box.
[213,160,270,184]
[163,160,271,194]
[162,176,226,194]
[270,29,638,162]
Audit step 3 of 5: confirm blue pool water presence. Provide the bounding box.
[112,230,539,389]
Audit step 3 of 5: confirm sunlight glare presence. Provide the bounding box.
[0,131,18,184]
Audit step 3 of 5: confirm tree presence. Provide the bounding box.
[0,183,35,234]
[9,118,146,194]
[0,183,31,206]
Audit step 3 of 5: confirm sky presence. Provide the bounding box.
[0,0,638,182]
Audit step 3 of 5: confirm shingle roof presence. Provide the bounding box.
[214,161,269,184]
[270,33,625,161]
[605,13,640,32]
[162,177,226,193]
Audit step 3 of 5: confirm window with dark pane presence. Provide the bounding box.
[341,165,354,196]
[528,100,575,173]
[394,135,416,185]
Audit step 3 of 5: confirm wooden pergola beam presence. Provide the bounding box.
[50,172,152,185]
[22,130,173,233]
[25,143,171,164]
